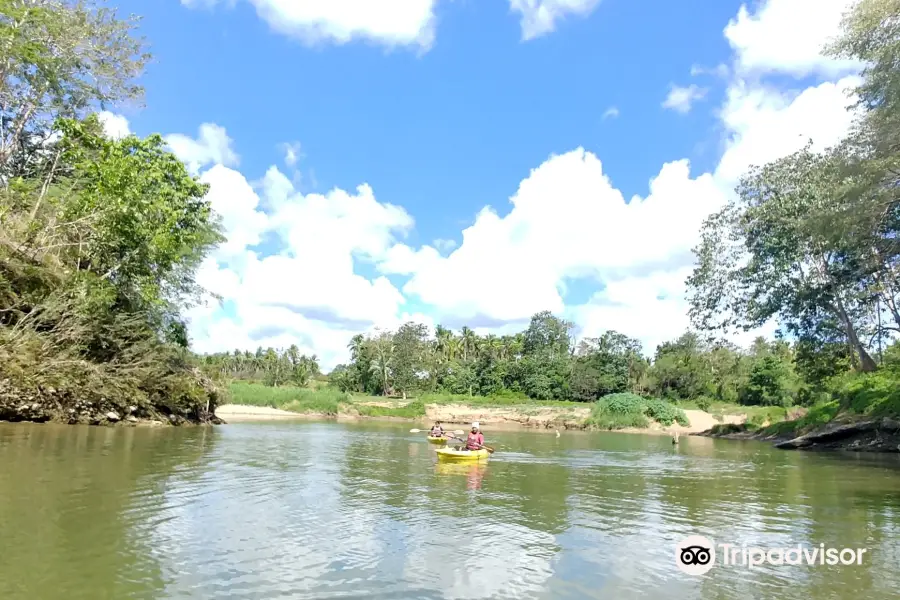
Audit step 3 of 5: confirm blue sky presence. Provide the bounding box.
[102,0,862,368]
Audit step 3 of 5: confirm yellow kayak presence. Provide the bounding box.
[427,436,447,444]
[435,447,490,462]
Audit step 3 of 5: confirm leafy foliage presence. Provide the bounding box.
[0,1,220,423]
[584,392,689,430]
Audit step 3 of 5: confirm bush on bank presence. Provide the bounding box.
[585,393,689,430]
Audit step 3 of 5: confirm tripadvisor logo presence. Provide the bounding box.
[676,535,716,575]
[675,536,869,575]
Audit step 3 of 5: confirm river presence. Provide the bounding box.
[1,421,899,599]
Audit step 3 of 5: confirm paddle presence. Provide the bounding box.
[410,428,464,436]
[446,435,495,454]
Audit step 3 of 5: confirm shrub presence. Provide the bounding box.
[830,372,900,418]
[694,396,712,412]
[585,393,689,429]
[644,398,690,426]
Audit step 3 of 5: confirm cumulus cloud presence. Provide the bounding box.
[184,159,418,368]
[715,75,860,185]
[602,106,619,120]
[183,0,865,366]
[97,111,131,140]
[165,124,240,174]
[724,0,860,77]
[385,152,722,328]
[509,0,603,40]
[182,0,438,49]
[370,0,863,355]
[662,84,708,114]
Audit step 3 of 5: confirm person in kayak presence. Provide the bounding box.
[430,422,444,437]
[463,422,485,451]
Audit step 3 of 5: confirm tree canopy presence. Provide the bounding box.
[1,0,221,424]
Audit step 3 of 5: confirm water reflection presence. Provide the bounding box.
[2,422,900,599]
[435,462,488,490]
[0,423,218,600]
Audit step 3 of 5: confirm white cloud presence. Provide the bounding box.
[183,0,865,367]
[715,75,860,185]
[386,150,724,339]
[97,111,131,140]
[690,63,729,78]
[200,165,270,260]
[662,84,708,114]
[185,162,416,368]
[165,123,240,174]
[368,0,863,356]
[509,0,603,40]
[281,141,303,167]
[724,0,860,77]
[602,106,619,120]
[183,0,437,49]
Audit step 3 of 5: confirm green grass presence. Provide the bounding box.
[678,399,789,424]
[833,372,900,419]
[760,402,841,437]
[355,400,426,418]
[227,381,351,415]
[417,392,583,409]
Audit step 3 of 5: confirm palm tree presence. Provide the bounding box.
[434,325,454,362]
[483,334,501,360]
[348,334,365,362]
[369,331,394,396]
[460,326,477,362]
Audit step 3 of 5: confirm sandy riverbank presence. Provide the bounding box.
[216,402,747,434]
[215,404,324,420]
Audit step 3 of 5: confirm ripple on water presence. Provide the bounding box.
[3,422,900,600]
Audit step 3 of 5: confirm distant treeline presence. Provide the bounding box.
[200,347,322,387]
[326,311,900,409]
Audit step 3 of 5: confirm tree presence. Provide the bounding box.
[573,331,644,399]
[369,330,394,396]
[0,0,149,178]
[459,326,476,362]
[392,321,428,399]
[649,333,713,400]
[0,1,221,423]
[741,354,796,407]
[523,311,572,360]
[687,145,879,371]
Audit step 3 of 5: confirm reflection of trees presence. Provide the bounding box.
[0,424,219,599]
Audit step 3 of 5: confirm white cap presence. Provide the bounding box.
[472,421,480,429]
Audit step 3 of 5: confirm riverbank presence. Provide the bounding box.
[0,375,222,427]
[220,382,900,452]
[697,416,900,452]
[219,382,755,435]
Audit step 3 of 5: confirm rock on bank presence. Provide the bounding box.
[0,372,222,426]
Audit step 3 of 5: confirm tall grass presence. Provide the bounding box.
[417,392,582,409]
[355,400,426,418]
[227,381,351,415]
